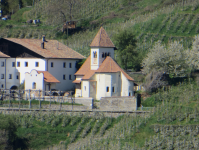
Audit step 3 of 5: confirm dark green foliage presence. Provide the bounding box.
[75,58,86,70]
[113,29,138,70]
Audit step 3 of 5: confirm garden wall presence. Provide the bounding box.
[100,96,137,111]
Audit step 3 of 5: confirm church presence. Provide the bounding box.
[73,27,135,100]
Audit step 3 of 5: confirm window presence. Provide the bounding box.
[112,87,115,93]
[1,62,4,67]
[69,75,72,80]
[106,86,109,92]
[51,62,54,67]
[69,63,72,68]
[107,52,110,56]
[32,82,36,89]
[63,74,66,80]
[9,74,12,79]
[35,62,39,67]
[1,84,4,88]
[63,62,66,68]
[17,62,20,67]
[1,74,4,79]
[25,62,28,67]
[84,86,86,91]
[12,62,15,67]
[93,51,97,58]
[102,52,105,58]
[16,75,19,79]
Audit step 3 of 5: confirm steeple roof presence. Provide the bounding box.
[90,27,115,48]
[74,56,134,81]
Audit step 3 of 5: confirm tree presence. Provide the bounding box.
[113,29,137,70]
[142,41,190,78]
[186,35,199,70]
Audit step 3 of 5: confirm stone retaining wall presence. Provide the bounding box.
[100,96,137,111]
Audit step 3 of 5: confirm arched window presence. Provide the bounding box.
[93,51,97,58]
[105,53,107,58]
[32,82,36,89]
[107,52,110,56]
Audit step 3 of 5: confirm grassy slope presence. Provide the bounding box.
[63,81,199,149]
[1,0,199,57]
[0,111,122,149]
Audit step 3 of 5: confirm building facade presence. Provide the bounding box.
[0,37,84,91]
[73,27,135,100]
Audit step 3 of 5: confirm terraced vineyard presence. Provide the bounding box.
[1,0,199,57]
[63,81,199,149]
[0,110,126,149]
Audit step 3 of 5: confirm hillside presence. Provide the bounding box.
[66,81,199,149]
[1,0,199,58]
[1,81,198,149]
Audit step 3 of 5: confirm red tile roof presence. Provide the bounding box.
[5,38,85,59]
[90,27,115,48]
[0,51,10,58]
[72,80,81,83]
[75,55,91,75]
[37,71,60,83]
[96,56,134,81]
[74,56,134,81]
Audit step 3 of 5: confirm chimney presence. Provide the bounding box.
[42,35,45,42]
[41,42,44,49]
[57,41,59,50]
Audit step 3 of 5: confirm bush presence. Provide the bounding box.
[142,95,157,107]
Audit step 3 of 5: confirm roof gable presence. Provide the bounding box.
[75,55,91,75]
[74,56,134,81]
[90,27,115,48]
[95,56,134,81]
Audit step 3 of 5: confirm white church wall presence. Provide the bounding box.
[98,47,114,66]
[90,47,114,70]
[111,72,121,97]
[121,73,134,96]
[121,73,129,96]
[93,74,106,100]
[81,80,90,97]
[90,48,99,70]
[93,72,122,100]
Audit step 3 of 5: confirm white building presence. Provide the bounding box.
[73,27,135,100]
[0,37,84,91]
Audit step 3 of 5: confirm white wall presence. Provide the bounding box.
[121,73,134,96]
[81,81,89,98]
[16,58,46,84]
[6,58,20,89]
[93,72,121,100]
[90,47,114,70]
[98,47,114,66]
[0,58,6,89]
[47,59,78,91]
[75,83,82,97]
[76,75,84,80]
[25,70,44,91]
[90,48,99,70]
